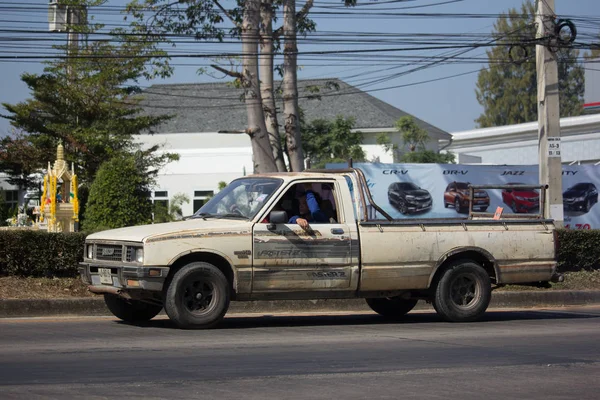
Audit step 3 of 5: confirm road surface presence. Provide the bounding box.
[1,306,600,399]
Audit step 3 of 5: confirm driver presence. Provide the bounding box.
[288,183,329,230]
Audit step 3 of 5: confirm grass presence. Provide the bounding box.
[1,270,600,300]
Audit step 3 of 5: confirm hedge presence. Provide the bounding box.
[556,229,600,272]
[0,230,86,277]
[0,228,598,278]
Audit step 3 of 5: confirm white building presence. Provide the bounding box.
[448,114,600,165]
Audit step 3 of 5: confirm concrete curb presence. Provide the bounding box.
[1,290,600,318]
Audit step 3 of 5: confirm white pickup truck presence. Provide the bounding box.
[80,168,560,328]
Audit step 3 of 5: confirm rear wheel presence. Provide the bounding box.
[433,260,491,322]
[103,294,162,322]
[164,262,230,329]
[366,297,418,318]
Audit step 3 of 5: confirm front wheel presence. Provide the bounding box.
[164,262,230,329]
[103,294,163,322]
[432,260,491,322]
[366,297,418,318]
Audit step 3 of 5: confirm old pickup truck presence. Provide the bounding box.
[79,168,560,328]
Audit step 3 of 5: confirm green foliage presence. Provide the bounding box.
[0,230,86,277]
[376,132,397,154]
[0,0,174,188]
[400,150,455,164]
[82,154,154,231]
[396,116,429,152]
[556,229,600,272]
[475,0,584,128]
[153,192,190,223]
[301,116,366,169]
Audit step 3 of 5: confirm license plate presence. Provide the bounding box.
[98,268,113,285]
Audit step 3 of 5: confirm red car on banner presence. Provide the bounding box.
[501,183,540,213]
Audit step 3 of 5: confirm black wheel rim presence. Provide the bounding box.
[399,201,407,214]
[182,276,216,315]
[449,273,479,309]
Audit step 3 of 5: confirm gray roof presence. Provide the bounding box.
[138,78,450,139]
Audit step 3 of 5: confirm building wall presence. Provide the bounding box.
[449,115,600,165]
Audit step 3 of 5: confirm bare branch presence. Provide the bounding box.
[211,64,243,79]
[213,0,242,29]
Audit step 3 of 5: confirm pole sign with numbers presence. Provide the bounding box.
[548,137,561,157]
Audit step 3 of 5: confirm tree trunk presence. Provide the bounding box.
[259,0,287,172]
[282,0,305,171]
[242,0,277,173]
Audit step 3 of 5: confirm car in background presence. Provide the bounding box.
[563,182,598,213]
[501,183,539,213]
[388,182,432,215]
[443,181,490,213]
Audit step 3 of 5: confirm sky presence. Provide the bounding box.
[0,0,598,137]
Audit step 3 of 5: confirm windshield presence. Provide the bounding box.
[398,182,419,191]
[456,182,469,190]
[570,183,590,190]
[193,177,282,220]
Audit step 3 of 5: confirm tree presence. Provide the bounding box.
[126,0,350,172]
[1,0,176,189]
[475,0,584,127]
[301,116,365,169]
[392,116,455,164]
[153,193,190,223]
[83,153,154,231]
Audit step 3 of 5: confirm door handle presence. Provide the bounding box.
[331,228,344,235]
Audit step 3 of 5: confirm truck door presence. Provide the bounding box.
[251,180,359,295]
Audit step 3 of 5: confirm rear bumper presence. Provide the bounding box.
[79,263,169,293]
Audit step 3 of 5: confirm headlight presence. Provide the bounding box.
[514,196,526,201]
[87,245,93,259]
[135,248,144,263]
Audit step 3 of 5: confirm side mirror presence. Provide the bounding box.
[267,210,288,231]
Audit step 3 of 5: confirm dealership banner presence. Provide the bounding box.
[329,163,600,229]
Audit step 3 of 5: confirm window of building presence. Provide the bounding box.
[4,190,19,210]
[154,191,168,198]
[193,190,214,213]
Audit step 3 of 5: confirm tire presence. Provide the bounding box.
[454,197,461,213]
[585,199,591,213]
[365,297,418,319]
[432,260,491,322]
[511,200,518,213]
[398,200,408,215]
[164,262,230,329]
[103,294,163,322]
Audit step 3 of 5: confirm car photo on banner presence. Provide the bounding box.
[501,183,540,213]
[387,182,432,215]
[563,182,598,216]
[443,181,490,213]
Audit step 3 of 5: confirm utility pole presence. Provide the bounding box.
[536,0,563,226]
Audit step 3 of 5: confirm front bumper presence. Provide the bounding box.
[79,263,169,293]
[405,200,433,213]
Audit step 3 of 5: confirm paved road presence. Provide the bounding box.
[1,307,600,399]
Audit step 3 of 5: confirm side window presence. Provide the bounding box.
[262,181,339,224]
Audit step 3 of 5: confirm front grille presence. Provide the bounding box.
[415,196,430,201]
[96,244,123,261]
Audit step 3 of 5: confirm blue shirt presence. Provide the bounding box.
[288,191,329,224]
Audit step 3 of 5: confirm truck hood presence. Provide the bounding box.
[86,218,252,243]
